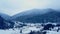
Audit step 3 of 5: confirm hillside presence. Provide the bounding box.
[11,9,60,23]
[0,13,11,20]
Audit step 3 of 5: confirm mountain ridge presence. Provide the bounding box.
[0,13,11,20]
[11,9,60,23]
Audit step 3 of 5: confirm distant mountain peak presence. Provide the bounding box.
[0,13,11,20]
[11,8,60,23]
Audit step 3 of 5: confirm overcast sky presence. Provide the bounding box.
[0,0,60,16]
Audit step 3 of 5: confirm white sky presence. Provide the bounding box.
[0,0,60,16]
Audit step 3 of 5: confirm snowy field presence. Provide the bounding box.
[0,29,20,34]
[0,29,60,34]
[0,22,60,34]
[46,30,60,34]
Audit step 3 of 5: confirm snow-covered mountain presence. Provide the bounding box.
[0,9,60,34]
[12,9,51,19]
[0,13,11,20]
[11,9,60,23]
[0,13,14,29]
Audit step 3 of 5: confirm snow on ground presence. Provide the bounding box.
[46,30,60,34]
[0,22,60,34]
[0,26,42,34]
[21,26,41,34]
[0,29,20,34]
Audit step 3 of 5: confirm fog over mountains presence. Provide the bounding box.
[0,9,60,23]
[0,8,60,34]
[11,9,60,23]
[0,13,11,20]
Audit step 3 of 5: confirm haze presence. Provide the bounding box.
[0,0,60,16]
